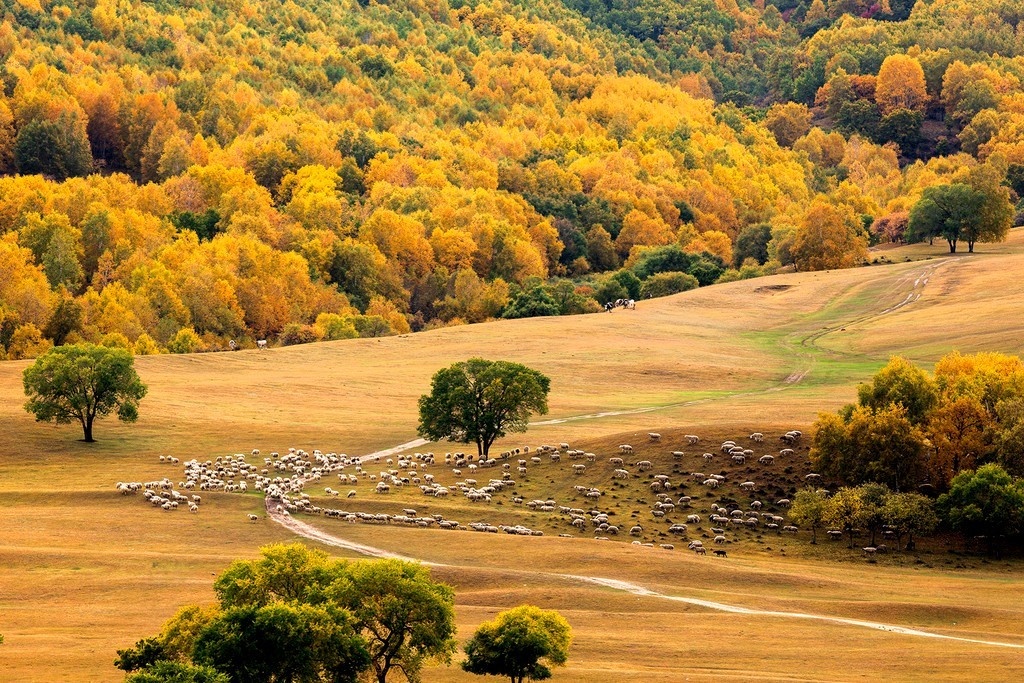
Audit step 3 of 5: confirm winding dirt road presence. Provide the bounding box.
[266,257,1024,651]
[266,497,1024,650]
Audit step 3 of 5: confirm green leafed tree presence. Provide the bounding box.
[124,661,228,683]
[462,605,572,683]
[882,492,938,552]
[118,544,461,683]
[812,403,927,491]
[825,486,865,548]
[418,358,550,457]
[330,559,457,683]
[907,178,1011,253]
[23,343,147,442]
[856,355,937,425]
[13,113,93,180]
[790,487,829,543]
[192,602,369,683]
[937,464,1024,556]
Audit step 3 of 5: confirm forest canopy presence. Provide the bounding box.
[0,0,1021,356]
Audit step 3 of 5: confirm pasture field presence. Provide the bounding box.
[1,230,1023,681]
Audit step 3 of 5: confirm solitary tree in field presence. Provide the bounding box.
[417,358,550,458]
[908,173,1012,253]
[23,343,147,442]
[462,605,572,683]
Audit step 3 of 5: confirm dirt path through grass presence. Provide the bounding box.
[263,257,1024,651]
[265,500,1024,651]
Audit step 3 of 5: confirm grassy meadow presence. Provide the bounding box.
[1,230,1024,681]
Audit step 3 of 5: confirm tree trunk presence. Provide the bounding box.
[82,418,94,443]
[811,526,817,544]
[968,240,975,253]
[947,239,957,253]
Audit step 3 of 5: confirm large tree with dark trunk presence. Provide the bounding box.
[417,358,550,458]
[23,343,147,442]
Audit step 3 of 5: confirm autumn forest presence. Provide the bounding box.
[1,0,1022,357]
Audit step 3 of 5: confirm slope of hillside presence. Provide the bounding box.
[2,232,1024,680]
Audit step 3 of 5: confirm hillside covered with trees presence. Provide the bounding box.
[0,0,1021,356]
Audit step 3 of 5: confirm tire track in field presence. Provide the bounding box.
[798,258,957,350]
[265,503,1024,650]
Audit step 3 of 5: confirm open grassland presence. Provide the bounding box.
[1,230,1024,681]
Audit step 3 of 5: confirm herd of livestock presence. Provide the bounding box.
[116,428,824,556]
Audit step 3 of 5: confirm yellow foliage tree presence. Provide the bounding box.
[876,55,928,116]
[790,199,868,271]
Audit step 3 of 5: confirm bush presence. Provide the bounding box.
[502,286,560,319]
[591,278,628,305]
[314,313,359,341]
[631,244,692,279]
[134,334,161,355]
[166,327,202,354]
[100,332,132,349]
[351,315,395,338]
[639,271,699,299]
[8,323,53,360]
[279,323,322,346]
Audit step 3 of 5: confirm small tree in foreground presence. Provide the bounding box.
[418,359,550,458]
[462,605,571,683]
[330,558,457,683]
[116,544,457,683]
[23,343,147,442]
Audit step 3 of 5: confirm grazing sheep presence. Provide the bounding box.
[740,481,756,491]
[758,455,775,465]
[713,549,728,557]
[247,514,259,521]
[613,469,630,479]
[572,464,586,474]
[686,514,701,524]
[608,457,624,466]
[685,435,700,445]
[256,340,268,350]
[636,460,653,471]
[619,444,634,454]
[714,535,726,544]
[749,432,763,442]
[648,433,661,442]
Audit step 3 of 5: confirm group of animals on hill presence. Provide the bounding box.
[603,298,637,311]
[115,428,824,557]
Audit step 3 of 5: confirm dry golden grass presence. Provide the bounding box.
[1,229,1024,681]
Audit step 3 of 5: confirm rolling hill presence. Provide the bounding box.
[1,231,1024,680]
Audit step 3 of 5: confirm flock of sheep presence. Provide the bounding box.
[115,428,815,558]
